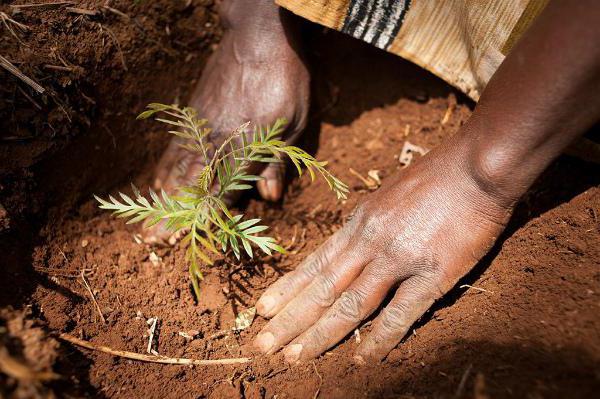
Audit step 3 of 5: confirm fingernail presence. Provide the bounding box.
[257,180,269,200]
[254,332,275,353]
[266,179,282,201]
[283,344,303,363]
[256,295,275,316]
[144,235,158,245]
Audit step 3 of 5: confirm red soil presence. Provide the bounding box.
[1,1,599,398]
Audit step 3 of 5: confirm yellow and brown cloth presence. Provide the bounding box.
[277,0,548,101]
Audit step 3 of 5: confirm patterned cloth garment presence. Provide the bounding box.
[276,0,548,101]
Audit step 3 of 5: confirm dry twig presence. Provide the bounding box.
[312,361,323,399]
[101,5,129,20]
[98,24,128,71]
[0,12,29,45]
[10,1,74,11]
[59,333,251,365]
[17,85,42,110]
[460,284,494,294]
[80,270,106,323]
[43,64,73,72]
[0,55,45,94]
[66,7,98,16]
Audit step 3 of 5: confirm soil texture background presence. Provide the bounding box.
[1,1,599,398]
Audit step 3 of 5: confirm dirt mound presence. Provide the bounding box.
[1,2,599,398]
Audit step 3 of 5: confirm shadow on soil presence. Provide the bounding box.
[372,339,600,398]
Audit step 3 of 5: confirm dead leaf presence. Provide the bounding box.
[367,170,381,186]
[349,168,381,191]
[149,251,161,266]
[399,141,429,168]
[233,307,256,331]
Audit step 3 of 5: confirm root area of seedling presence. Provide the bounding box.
[1,2,600,398]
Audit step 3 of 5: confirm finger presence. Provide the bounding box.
[257,162,285,202]
[153,140,182,190]
[168,227,191,246]
[355,275,441,363]
[142,220,169,245]
[281,260,401,363]
[254,246,368,355]
[256,228,350,318]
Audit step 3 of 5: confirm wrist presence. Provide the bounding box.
[220,0,287,37]
[457,121,533,209]
[219,0,301,60]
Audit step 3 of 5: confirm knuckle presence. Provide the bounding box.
[333,290,365,322]
[310,275,336,308]
[300,250,328,277]
[305,256,324,276]
[275,307,298,328]
[275,272,300,296]
[306,325,329,348]
[358,213,381,244]
[380,300,411,334]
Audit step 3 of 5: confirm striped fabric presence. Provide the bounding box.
[276,0,548,101]
[341,0,411,51]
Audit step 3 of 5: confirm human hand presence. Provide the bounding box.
[253,135,514,363]
[144,0,309,244]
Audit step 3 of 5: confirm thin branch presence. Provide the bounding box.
[59,334,251,365]
[0,55,45,94]
[66,7,98,16]
[460,284,494,294]
[80,270,107,323]
[99,24,128,71]
[10,1,74,10]
[312,361,323,399]
[101,5,130,20]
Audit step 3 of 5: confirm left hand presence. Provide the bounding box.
[253,134,514,363]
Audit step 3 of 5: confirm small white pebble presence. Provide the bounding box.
[149,252,161,266]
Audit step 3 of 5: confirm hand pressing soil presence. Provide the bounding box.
[144,0,309,244]
[254,131,512,363]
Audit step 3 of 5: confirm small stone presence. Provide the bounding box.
[149,252,161,266]
[81,239,89,248]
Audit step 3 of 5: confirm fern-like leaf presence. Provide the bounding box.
[97,105,347,299]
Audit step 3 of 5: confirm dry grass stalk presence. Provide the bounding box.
[0,55,45,94]
[460,284,494,294]
[43,64,73,72]
[101,5,130,20]
[0,11,29,45]
[66,7,98,16]
[312,361,323,399]
[98,23,128,71]
[80,270,106,323]
[10,1,74,10]
[59,333,251,365]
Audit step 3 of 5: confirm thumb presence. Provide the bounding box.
[257,162,285,202]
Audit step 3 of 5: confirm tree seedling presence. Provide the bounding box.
[95,103,348,298]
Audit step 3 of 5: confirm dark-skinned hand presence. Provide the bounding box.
[253,133,512,363]
[144,0,309,244]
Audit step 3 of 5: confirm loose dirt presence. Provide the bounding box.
[1,2,599,398]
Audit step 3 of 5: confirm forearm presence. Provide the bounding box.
[462,0,600,204]
[219,0,296,59]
